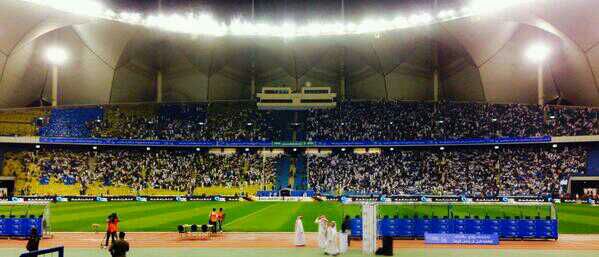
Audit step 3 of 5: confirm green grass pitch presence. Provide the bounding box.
[1,202,598,233]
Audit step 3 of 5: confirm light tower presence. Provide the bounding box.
[526,43,551,106]
[45,47,68,107]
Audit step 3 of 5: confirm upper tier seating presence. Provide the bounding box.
[0,109,48,137]
[39,107,103,137]
[0,101,595,141]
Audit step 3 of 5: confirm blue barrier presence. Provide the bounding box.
[350,217,557,240]
[0,217,43,237]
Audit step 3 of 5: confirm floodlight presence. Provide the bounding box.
[23,0,536,38]
[45,47,68,65]
[196,148,201,151]
[35,145,41,149]
[552,144,558,148]
[468,0,529,15]
[146,147,151,151]
[526,43,551,64]
[439,146,445,150]
[494,145,500,149]
[245,148,250,152]
[92,146,98,150]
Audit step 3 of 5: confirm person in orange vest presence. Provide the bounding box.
[217,208,225,232]
[105,213,119,247]
[209,208,218,233]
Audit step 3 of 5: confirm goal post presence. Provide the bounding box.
[0,201,51,238]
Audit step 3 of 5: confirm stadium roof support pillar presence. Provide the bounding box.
[51,65,58,107]
[207,49,215,103]
[339,46,346,100]
[156,71,163,103]
[251,74,256,100]
[432,0,441,102]
[432,40,440,102]
[538,63,544,106]
[250,47,257,100]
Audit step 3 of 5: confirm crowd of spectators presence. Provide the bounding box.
[88,103,284,141]
[22,149,280,194]
[307,145,588,196]
[433,102,546,139]
[197,153,278,188]
[207,103,285,141]
[546,106,599,136]
[305,101,434,141]
[88,104,209,140]
[305,101,562,141]
[0,101,596,141]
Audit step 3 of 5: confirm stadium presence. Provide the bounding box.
[0,0,598,256]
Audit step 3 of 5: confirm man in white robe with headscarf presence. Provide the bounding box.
[315,215,328,249]
[325,221,340,256]
[294,216,305,246]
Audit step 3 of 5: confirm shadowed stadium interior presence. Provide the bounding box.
[0,0,598,257]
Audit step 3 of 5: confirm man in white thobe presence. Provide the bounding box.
[325,221,340,256]
[294,216,306,246]
[315,215,328,249]
[338,229,348,253]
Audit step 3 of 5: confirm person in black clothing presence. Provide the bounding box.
[26,227,41,255]
[109,232,130,257]
[341,215,351,246]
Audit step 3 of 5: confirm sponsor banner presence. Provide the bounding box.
[272,141,316,147]
[312,136,550,147]
[256,196,313,202]
[342,195,552,203]
[425,233,499,245]
[39,136,550,148]
[39,137,271,147]
[187,196,213,201]
[430,196,461,202]
[147,196,178,201]
[108,196,136,201]
[17,195,239,202]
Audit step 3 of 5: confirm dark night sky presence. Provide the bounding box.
[105,0,466,23]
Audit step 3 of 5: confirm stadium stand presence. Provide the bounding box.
[307,145,588,196]
[304,101,435,141]
[39,107,103,138]
[546,105,599,136]
[0,101,596,141]
[4,148,280,196]
[87,102,285,141]
[0,109,48,137]
[206,102,285,141]
[1,143,588,197]
[80,101,597,141]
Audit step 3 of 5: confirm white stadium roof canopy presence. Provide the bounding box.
[0,0,597,107]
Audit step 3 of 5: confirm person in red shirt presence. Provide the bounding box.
[209,208,218,233]
[105,213,119,247]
